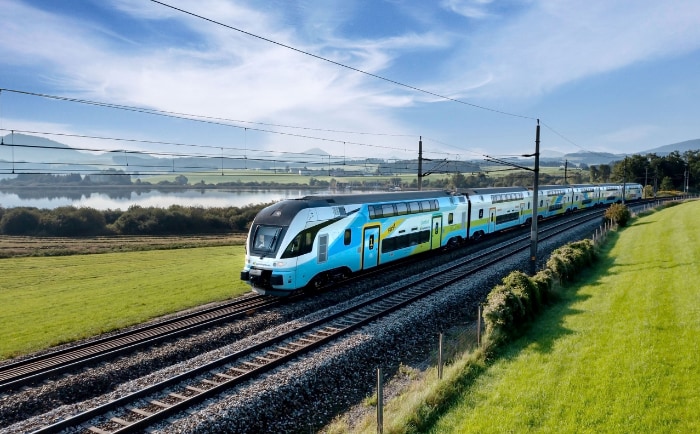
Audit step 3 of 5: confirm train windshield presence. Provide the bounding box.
[251,225,282,254]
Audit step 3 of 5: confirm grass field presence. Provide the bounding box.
[427,200,700,433]
[0,234,245,258]
[0,245,251,359]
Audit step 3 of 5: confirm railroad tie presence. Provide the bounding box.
[129,407,153,417]
[110,416,132,426]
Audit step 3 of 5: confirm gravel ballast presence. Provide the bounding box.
[2,217,603,433]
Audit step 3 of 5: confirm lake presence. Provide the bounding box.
[0,188,322,210]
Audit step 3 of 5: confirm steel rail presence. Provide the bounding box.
[0,294,282,392]
[34,211,606,433]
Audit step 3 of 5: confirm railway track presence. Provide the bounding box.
[0,293,285,393]
[32,209,607,433]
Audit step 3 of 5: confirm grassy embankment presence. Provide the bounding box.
[342,200,699,433]
[0,244,251,359]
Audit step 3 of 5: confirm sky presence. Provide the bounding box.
[1,0,700,168]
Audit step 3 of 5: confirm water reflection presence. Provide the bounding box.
[0,188,315,210]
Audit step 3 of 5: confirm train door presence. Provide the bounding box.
[489,208,496,233]
[519,202,525,223]
[362,226,380,270]
[431,216,442,250]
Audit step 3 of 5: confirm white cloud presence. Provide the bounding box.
[442,0,700,101]
[440,0,494,20]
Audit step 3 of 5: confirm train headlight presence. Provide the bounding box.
[273,261,285,267]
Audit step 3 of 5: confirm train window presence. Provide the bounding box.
[478,209,484,219]
[344,229,351,245]
[408,202,420,214]
[252,226,281,253]
[382,204,395,217]
[318,234,328,263]
[396,203,408,215]
[420,200,431,212]
[448,213,454,224]
[369,206,378,219]
[281,225,321,258]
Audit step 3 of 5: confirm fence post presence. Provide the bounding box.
[438,333,444,380]
[377,367,383,434]
[477,305,482,348]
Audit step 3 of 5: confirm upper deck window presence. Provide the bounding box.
[369,198,440,220]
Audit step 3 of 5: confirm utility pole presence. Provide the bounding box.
[564,159,568,185]
[622,156,627,205]
[529,120,540,276]
[418,136,423,191]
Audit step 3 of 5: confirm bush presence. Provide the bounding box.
[484,239,598,346]
[40,206,108,236]
[605,203,631,227]
[546,239,596,283]
[0,208,41,235]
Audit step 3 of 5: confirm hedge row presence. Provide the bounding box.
[483,239,597,345]
[0,204,269,237]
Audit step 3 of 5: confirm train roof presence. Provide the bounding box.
[296,190,455,206]
[253,190,458,225]
[459,186,528,196]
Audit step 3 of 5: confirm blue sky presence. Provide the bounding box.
[1,0,699,166]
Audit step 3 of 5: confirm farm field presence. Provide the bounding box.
[427,200,700,433]
[0,245,251,359]
[0,234,245,258]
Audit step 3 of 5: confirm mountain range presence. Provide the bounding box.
[1,134,699,179]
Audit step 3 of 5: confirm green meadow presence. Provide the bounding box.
[335,200,699,434]
[0,246,251,359]
[429,200,700,433]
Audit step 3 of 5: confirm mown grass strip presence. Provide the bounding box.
[429,201,700,433]
[0,246,250,359]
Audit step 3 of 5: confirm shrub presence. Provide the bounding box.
[532,268,555,304]
[546,239,596,283]
[0,208,41,235]
[501,271,540,316]
[605,203,631,227]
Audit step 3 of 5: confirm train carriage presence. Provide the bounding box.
[460,187,531,239]
[624,183,643,201]
[535,185,574,218]
[570,184,601,210]
[241,190,469,295]
[599,183,623,204]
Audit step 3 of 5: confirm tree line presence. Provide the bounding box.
[0,204,269,237]
[445,151,699,192]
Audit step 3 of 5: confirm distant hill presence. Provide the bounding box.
[642,138,700,156]
[2,133,699,179]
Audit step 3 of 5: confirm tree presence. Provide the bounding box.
[589,166,600,183]
[660,176,675,192]
[174,175,189,185]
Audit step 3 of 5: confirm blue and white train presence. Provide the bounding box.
[240,183,642,295]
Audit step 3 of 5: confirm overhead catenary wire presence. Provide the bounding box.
[150,0,535,122]
[0,2,611,178]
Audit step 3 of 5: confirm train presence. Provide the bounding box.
[240,182,643,296]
